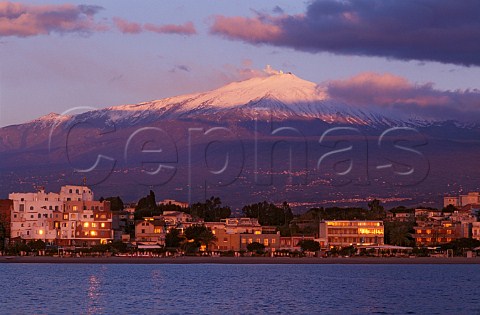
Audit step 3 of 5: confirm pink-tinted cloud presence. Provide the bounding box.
[210,0,480,66]
[144,21,196,35]
[211,15,281,42]
[0,1,106,37]
[113,17,141,34]
[325,72,480,121]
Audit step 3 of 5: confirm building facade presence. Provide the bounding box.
[8,186,112,246]
[319,220,385,248]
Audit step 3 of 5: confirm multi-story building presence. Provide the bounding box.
[239,231,280,252]
[206,218,279,252]
[413,220,460,246]
[280,236,317,251]
[319,220,384,248]
[472,222,480,241]
[8,185,112,246]
[135,218,165,245]
[57,200,113,247]
[0,199,13,246]
[444,192,480,208]
[9,187,65,243]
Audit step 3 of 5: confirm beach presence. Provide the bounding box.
[1,256,479,264]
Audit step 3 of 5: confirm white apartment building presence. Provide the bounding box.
[9,185,110,245]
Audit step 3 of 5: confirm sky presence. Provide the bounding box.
[1,0,480,127]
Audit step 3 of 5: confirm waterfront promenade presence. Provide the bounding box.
[1,256,479,264]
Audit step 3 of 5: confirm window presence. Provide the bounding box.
[84,222,89,228]
[83,215,87,218]
[154,228,162,234]
[141,229,145,233]
[241,238,246,244]
[223,237,228,242]
[45,198,48,201]
[63,214,68,220]
[19,204,24,211]
[264,239,269,246]
[30,206,34,211]
[92,223,97,228]
[69,189,72,193]
[101,223,105,228]
[76,189,79,194]
[271,238,276,244]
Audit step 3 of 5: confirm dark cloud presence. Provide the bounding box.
[272,6,284,14]
[170,65,191,73]
[325,72,480,122]
[211,0,480,66]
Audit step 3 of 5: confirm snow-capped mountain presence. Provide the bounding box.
[66,73,414,127]
[1,73,480,209]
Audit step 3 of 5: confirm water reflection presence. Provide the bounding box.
[87,274,103,315]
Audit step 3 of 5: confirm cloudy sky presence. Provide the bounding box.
[1,0,480,126]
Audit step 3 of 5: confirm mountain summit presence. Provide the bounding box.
[77,73,403,126]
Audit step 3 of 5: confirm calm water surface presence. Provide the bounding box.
[0,264,479,314]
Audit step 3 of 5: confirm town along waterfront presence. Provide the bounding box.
[1,264,479,314]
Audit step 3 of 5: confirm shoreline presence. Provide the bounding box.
[1,256,479,264]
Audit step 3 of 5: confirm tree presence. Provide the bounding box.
[442,204,457,213]
[190,197,231,222]
[384,221,414,246]
[368,199,385,218]
[441,238,480,256]
[298,240,320,252]
[242,201,293,226]
[105,196,124,211]
[184,225,217,251]
[27,240,46,251]
[136,190,158,211]
[247,242,265,253]
[165,229,184,248]
[135,190,160,219]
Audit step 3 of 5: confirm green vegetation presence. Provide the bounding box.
[297,240,320,252]
[242,201,293,226]
[165,229,184,248]
[184,225,217,252]
[246,242,265,254]
[441,238,480,256]
[384,221,414,246]
[190,197,231,222]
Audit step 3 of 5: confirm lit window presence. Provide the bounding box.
[91,231,97,236]
[92,223,97,228]
[84,222,89,228]
[264,239,269,246]
[100,223,105,228]
[271,238,276,244]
